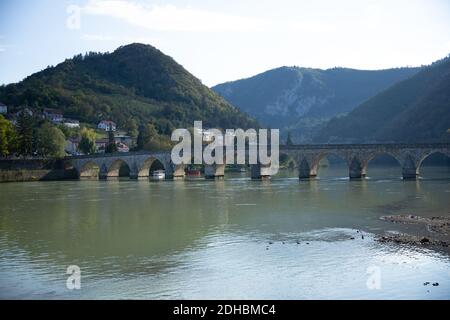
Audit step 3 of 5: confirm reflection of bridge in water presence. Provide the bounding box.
[69,143,450,180]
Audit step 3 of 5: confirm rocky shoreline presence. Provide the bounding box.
[377,215,450,249]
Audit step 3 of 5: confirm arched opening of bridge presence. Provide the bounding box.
[139,157,167,180]
[307,153,348,179]
[107,160,131,179]
[277,153,296,178]
[79,161,100,179]
[150,160,165,173]
[419,152,450,179]
[365,153,402,180]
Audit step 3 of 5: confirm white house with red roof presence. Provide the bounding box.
[98,120,117,131]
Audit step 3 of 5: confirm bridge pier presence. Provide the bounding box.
[250,164,272,180]
[99,164,108,180]
[130,170,146,180]
[402,168,418,180]
[401,155,419,180]
[402,165,419,180]
[298,158,316,179]
[205,164,225,179]
[349,157,366,179]
[166,164,186,180]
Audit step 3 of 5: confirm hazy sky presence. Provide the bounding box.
[1,0,450,86]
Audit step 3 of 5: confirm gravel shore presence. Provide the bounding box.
[377,215,450,249]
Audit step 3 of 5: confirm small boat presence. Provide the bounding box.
[186,167,201,176]
[151,170,165,180]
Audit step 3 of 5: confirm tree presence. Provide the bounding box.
[78,127,97,155]
[136,123,158,151]
[286,131,294,145]
[36,123,66,157]
[57,123,80,140]
[124,118,138,138]
[105,127,117,153]
[16,110,35,157]
[0,115,17,157]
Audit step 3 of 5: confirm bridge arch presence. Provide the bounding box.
[299,151,348,179]
[417,151,450,178]
[279,152,297,170]
[138,156,168,178]
[107,159,132,178]
[362,152,402,179]
[78,161,100,179]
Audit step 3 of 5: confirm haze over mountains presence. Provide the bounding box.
[0,43,258,133]
[212,66,420,142]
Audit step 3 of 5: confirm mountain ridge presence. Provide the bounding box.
[315,55,450,143]
[212,65,420,141]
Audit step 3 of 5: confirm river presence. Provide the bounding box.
[0,164,449,299]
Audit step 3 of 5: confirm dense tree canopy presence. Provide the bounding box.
[0,115,17,157]
[78,127,97,155]
[0,43,258,140]
[35,123,66,157]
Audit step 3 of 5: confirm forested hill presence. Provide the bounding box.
[212,66,419,142]
[315,56,450,143]
[0,43,258,132]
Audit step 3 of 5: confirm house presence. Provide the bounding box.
[65,137,80,155]
[63,119,80,128]
[98,120,116,131]
[0,102,7,114]
[43,108,63,123]
[95,138,109,153]
[114,134,133,146]
[116,142,130,153]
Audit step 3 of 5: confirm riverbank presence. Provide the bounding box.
[376,215,450,250]
[0,159,77,182]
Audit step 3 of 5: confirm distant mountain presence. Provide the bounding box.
[315,56,450,143]
[0,43,258,132]
[212,66,419,142]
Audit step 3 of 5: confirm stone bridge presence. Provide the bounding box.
[68,143,450,180]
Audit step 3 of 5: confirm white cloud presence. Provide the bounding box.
[82,0,267,32]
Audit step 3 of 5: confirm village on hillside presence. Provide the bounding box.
[0,102,132,156]
[0,102,226,159]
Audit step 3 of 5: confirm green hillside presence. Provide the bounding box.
[0,43,258,133]
[315,56,450,143]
